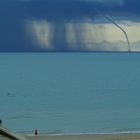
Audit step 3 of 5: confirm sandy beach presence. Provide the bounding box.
[26,134,140,140]
[2,133,140,140]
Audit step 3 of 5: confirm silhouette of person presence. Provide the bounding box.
[35,129,38,136]
[0,120,2,127]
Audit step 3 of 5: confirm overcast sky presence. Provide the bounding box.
[0,0,140,52]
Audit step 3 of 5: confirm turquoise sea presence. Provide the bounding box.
[1,52,140,135]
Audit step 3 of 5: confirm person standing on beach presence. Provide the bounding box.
[35,129,38,136]
[0,120,2,127]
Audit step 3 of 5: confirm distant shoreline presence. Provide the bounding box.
[2,130,140,140]
[26,133,140,140]
[24,130,140,136]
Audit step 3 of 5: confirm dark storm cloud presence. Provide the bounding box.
[0,0,140,52]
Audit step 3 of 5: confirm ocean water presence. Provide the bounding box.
[1,52,140,135]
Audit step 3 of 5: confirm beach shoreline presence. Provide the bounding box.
[26,133,140,140]
[2,130,140,140]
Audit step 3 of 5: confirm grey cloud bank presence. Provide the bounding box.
[0,0,140,52]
